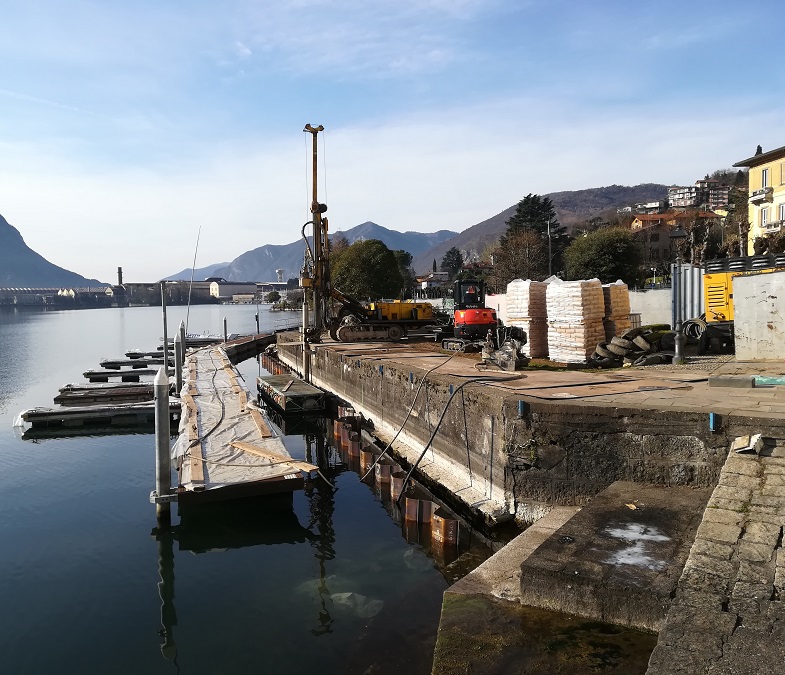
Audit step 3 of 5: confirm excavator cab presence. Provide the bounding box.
[455,279,484,309]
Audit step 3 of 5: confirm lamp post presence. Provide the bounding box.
[669,227,688,365]
[651,267,657,288]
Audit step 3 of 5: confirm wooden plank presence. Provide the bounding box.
[282,379,295,392]
[238,390,247,411]
[188,441,205,483]
[230,441,317,472]
[249,408,274,438]
[182,393,198,415]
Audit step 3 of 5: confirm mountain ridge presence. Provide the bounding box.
[0,213,105,287]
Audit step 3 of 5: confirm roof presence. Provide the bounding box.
[733,144,785,168]
[633,210,718,222]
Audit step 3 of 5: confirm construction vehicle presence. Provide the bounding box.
[439,279,500,351]
[700,253,785,352]
[298,124,442,343]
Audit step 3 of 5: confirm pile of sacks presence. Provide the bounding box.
[506,279,548,358]
[546,279,606,363]
[602,281,632,341]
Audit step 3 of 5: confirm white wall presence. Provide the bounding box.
[629,290,673,327]
[733,271,785,361]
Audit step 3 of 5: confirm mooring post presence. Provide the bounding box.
[223,317,228,343]
[174,332,183,395]
[161,282,170,376]
[154,367,171,522]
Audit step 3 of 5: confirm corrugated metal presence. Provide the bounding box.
[671,263,704,326]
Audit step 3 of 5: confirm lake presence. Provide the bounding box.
[0,304,488,674]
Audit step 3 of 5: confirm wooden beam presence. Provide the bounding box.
[230,441,317,472]
[249,408,274,438]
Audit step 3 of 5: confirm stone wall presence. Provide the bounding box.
[734,271,785,361]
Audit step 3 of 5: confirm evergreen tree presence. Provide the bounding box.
[563,228,641,285]
[432,258,437,273]
[440,247,463,280]
[332,239,403,299]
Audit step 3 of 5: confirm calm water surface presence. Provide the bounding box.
[0,305,471,674]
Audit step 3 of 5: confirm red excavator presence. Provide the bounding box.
[440,279,499,351]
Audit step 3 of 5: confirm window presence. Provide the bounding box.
[779,203,785,223]
[761,208,768,227]
[650,233,660,242]
[781,163,785,185]
[762,168,769,188]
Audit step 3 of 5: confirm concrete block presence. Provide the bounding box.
[708,375,756,388]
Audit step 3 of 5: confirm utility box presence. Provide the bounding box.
[368,301,434,321]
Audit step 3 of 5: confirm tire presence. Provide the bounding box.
[592,355,621,369]
[595,342,616,359]
[660,332,676,351]
[610,336,635,350]
[632,335,653,352]
[607,342,629,357]
[387,324,404,341]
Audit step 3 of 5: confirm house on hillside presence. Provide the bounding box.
[668,180,730,211]
[631,210,720,267]
[733,144,785,252]
[413,272,450,299]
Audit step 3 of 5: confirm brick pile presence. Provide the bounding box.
[602,281,632,341]
[505,279,548,358]
[546,279,606,363]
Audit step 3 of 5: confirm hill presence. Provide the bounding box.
[166,262,231,281]
[178,222,457,282]
[0,213,105,287]
[412,183,668,274]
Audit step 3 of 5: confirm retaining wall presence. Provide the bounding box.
[276,334,784,525]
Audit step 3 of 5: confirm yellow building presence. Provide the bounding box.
[733,144,785,252]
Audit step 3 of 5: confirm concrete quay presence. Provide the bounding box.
[274,335,785,672]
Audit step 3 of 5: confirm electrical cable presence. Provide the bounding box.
[394,373,521,508]
[358,350,460,481]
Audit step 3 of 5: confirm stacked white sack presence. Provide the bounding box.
[602,281,632,341]
[506,279,548,358]
[546,279,605,362]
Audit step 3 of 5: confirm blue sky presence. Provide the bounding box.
[1,0,783,282]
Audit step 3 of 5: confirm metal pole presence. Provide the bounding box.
[174,332,183,395]
[302,292,310,382]
[178,321,186,361]
[154,367,171,521]
[161,282,170,377]
[547,218,552,277]
[223,317,228,343]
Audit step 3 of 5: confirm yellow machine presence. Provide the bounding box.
[703,254,785,323]
[366,301,434,322]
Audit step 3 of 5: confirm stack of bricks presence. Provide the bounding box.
[505,279,548,358]
[602,281,632,341]
[546,279,606,363]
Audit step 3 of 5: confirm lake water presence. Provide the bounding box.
[0,305,487,674]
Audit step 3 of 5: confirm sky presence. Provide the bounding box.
[1,0,783,283]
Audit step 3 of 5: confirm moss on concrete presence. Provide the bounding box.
[433,593,656,674]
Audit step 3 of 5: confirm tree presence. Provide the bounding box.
[331,239,403,300]
[503,193,564,241]
[563,227,642,285]
[440,247,463,280]
[393,249,415,299]
[490,230,548,289]
[265,290,281,303]
[432,258,437,273]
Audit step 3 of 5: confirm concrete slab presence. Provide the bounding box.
[518,481,712,632]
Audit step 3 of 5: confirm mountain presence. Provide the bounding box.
[165,262,230,281]
[412,183,668,274]
[0,213,105,287]
[185,222,457,282]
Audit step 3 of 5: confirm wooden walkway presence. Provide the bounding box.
[174,345,318,505]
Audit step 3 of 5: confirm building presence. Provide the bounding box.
[633,200,667,214]
[667,180,730,211]
[631,211,720,266]
[209,281,258,301]
[733,144,785,251]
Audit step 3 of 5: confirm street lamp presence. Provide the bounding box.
[669,227,688,365]
[651,267,657,288]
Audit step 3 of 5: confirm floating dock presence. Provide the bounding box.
[54,382,156,405]
[19,400,180,432]
[257,374,326,413]
[174,346,318,505]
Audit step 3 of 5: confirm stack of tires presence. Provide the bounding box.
[588,324,672,368]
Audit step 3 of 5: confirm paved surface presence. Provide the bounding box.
[647,442,785,675]
[320,341,785,418]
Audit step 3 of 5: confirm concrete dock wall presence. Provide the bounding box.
[276,334,785,525]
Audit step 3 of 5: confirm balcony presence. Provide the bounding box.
[749,187,773,204]
[764,220,783,233]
